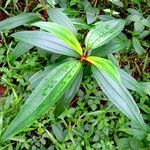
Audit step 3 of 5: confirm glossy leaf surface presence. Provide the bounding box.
[86,56,121,83]
[92,66,146,130]
[47,8,77,34]
[54,69,83,117]
[132,37,145,55]
[108,0,124,7]
[120,69,143,93]
[11,31,79,57]
[91,33,129,56]
[71,18,90,30]
[85,19,125,50]
[32,21,83,55]
[28,65,56,90]
[0,13,41,31]
[83,0,99,24]
[10,41,34,60]
[1,60,82,141]
[140,82,150,96]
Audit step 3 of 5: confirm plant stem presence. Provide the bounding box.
[80,49,90,61]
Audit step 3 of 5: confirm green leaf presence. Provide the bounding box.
[141,19,150,27]
[28,65,56,90]
[92,66,147,130]
[140,82,150,96]
[85,19,125,50]
[118,128,147,141]
[108,0,124,7]
[128,14,141,22]
[99,15,115,21]
[139,30,150,39]
[32,21,83,56]
[52,124,63,141]
[46,0,56,7]
[132,37,145,55]
[127,8,142,17]
[120,69,143,93]
[0,13,42,32]
[108,54,120,67]
[9,41,34,60]
[71,18,90,30]
[86,56,121,83]
[47,8,77,34]
[83,0,99,24]
[134,21,144,32]
[91,33,128,56]
[54,69,82,117]
[11,31,79,57]
[138,103,150,115]
[0,112,3,136]
[1,60,82,141]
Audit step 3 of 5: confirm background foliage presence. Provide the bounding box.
[0,0,150,149]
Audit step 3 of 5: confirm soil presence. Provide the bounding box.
[0,85,6,97]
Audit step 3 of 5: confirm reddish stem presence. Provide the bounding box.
[80,50,90,61]
[42,0,48,20]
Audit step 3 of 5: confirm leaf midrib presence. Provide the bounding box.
[48,9,76,33]
[0,14,39,28]
[94,67,144,128]
[3,61,78,139]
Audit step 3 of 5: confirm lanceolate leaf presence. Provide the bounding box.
[85,19,125,50]
[108,54,119,67]
[28,60,76,90]
[10,41,34,60]
[1,60,82,141]
[71,18,90,30]
[86,56,121,83]
[92,66,146,130]
[11,31,79,57]
[140,82,150,96]
[83,0,99,24]
[108,56,145,94]
[132,37,145,55]
[0,13,42,31]
[54,69,83,117]
[28,65,56,90]
[119,69,143,93]
[47,8,77,34]
[32,21,83,56]
[91,33,128,56]
[46,0,56,6]
[108,0,124,7]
